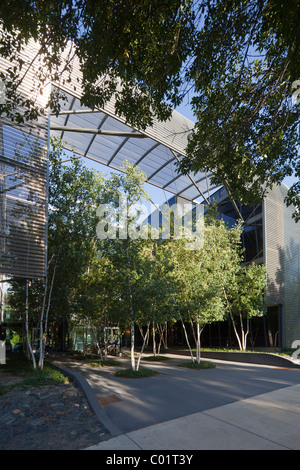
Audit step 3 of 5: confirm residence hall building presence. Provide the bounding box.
[0,39,299,351]
[200,184,300,351]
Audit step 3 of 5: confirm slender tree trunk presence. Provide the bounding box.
[241,316,250,351]
[126,246,135,370]
[229,309,249,351]
[157,323,167,353]
[152,320,156,356]
[229,309,243,350]
[196,322,203,364]
[38,276,48,369]
[180,314,194,362]
[43,260,57,350]
[239,312,246,350]
[223,287,244,350]
[139,325,146,342]
[190,317,197,346]
[156,323,162,355]
[39,252,59,369]
[25,280,36,370]
[96,340,104,361]
[136,322,150,370]
[130,316,135,370]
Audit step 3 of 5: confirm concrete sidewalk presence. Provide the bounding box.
[49,353,300,451]
[86,384,300,450]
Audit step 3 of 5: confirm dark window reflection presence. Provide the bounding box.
[208,193,264,263]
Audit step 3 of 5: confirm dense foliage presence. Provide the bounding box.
[182,0,300,218]
[0,0,195,128]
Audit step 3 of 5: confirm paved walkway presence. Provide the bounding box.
[49,352,300,450]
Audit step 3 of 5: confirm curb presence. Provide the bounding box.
[201,351,300,368]
[50,361,123,437]
[168,350,300,368]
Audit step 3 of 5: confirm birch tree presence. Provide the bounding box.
[224,262,267,351]
[170,209,266,361]
[98,161,152,371]
[171,218,234,364]
[37,139,106,366]
[135,239,177,358]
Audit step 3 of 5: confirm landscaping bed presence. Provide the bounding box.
[0,353,70,396]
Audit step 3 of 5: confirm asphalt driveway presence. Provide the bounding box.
[51,353,300,434]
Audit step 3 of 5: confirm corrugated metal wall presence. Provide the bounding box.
[0,120,48,278]
[282,185,300,349]
[265,185,300,348]
[264,185,285,305]
[0,39,48,279]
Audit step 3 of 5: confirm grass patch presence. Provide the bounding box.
[22,365,68,388]
[279,349,297,358]
[0,384,11,396]
[114,368,158,379]
[0,353,70,396]
[87,360,121,368]
[143,355,170,362]
[178,361,216,370]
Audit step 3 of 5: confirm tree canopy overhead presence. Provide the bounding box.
[0,0,195,128]
[182,0,300,218]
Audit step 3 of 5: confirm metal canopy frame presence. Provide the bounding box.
[50,90,216,204]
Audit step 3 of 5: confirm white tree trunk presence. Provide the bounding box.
[25,280,36,370]
[136,322,150,370]
[152,320,156,356]
[229,309,243,350]
[39,254,58,369]
[126,245,136,370]
[38,277,48,369]
[180,315,195,362]
[130,317,135,370]
[196,322,201,364]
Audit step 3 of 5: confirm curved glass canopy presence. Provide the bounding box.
[50,90,216,204]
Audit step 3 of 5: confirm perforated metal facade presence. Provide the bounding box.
[0,118,48,278]
[265,185,300,349]
[0,39,49,279]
